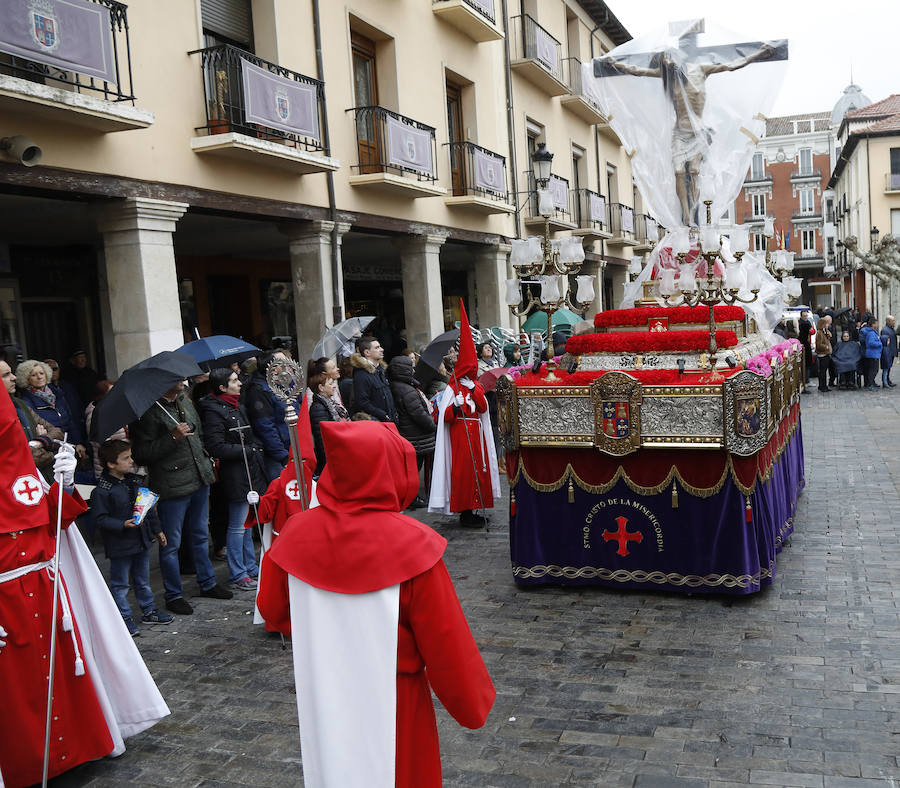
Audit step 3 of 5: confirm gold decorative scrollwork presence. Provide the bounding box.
[495,375,519,451]
[724,370,769,457]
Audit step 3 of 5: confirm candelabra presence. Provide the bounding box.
[505,143,597,381]
[661,201,760,377]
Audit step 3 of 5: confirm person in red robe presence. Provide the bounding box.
[0,390,114,786]
[257,420,496,787]
[428,301,501,527]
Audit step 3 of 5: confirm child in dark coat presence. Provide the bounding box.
[90,439,173,636]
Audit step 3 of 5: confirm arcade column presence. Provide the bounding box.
[474,242,513,330]
[96,197,188,376]
[398,232,447,350]
[282,220,352,365]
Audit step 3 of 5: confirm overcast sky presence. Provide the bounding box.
[606,0,896,118]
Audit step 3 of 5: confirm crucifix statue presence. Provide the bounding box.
[595,20,787,226]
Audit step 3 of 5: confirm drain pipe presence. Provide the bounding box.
[312,0,343,324]
[501,0,520,241]
[590,27,607,310]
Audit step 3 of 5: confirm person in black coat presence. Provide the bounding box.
[387,354,436,509]
[199,368,267,591]
[89,439,173,635]
[881,315,897,388]
[798,311,814,383]
[350,335,397,422]
[308,370,340,474]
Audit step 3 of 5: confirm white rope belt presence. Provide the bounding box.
[0,558,84,676]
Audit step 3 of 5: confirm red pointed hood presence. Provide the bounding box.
[454,299,478,381]
[0,392,51,533]
[268,421,446,593]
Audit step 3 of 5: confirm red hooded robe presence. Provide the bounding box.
[443,302,493,512]
[0,392,113,787]
[257,421,496,787]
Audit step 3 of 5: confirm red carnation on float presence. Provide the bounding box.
[566,330,739,355]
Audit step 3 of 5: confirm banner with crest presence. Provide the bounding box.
[240,58,320,141]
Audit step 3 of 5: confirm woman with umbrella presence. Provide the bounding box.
[199,368,267,591]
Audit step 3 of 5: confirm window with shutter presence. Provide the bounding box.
[201,0,253,49]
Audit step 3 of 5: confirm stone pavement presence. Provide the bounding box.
[59,384,900,787]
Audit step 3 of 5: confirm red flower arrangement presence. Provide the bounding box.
[594,305,746,328]
[514,367,740,388]
[566,330,739,355]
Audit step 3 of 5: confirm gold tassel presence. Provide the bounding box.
[568,478,575,504]
[671,480,679,509]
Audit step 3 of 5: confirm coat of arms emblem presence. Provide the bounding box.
[601,400,630,438]
[31,2,59,52]
[275,91,290,121]
[406,137,418,162]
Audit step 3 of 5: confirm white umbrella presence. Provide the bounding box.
[313,316,376,359]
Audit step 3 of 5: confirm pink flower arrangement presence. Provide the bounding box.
[745,340,802,378]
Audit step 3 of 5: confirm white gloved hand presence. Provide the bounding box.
[454,393,464,407]
[464,393,475,411]
[246,490,260,505]
[460,377,475,390]
[0,624,7,651]
[53,443,77,487]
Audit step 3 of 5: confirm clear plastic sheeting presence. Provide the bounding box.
[620,230,786,336]
[592,19,787,228]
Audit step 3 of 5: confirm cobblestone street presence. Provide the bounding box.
[60,387,900,787]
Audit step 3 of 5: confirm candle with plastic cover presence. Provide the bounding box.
[539,274,561,303]
[746,263,762,291]
[659,268,676,296]
[763,217,775,237]
[678,262,696,291]
[575,274,596,303]
[701,227,720,251]
[783,251,795,271]
[537,189,554,217]
[505,279,523,306]
[725,263,742,290]
[671,226,691,254]
[730,225,750,253]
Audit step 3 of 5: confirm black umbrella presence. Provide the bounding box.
[833,306,852,318]
[414,328,459,388]
[89,351,204,442]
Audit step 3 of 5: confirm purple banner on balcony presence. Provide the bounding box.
[240,58,320,141]
[534,25,557,73]
[621,205,634,233]
[472,148,504,195]
[387,115,434,177]
[0,0,116,85]
[549,175,567,210]
[589,192,606,223]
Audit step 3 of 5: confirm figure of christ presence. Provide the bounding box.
[599,39,776,225]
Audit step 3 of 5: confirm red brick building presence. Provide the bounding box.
[735,112,836,307]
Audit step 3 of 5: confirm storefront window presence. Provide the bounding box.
[259,279,295,346]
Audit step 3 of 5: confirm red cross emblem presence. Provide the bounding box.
[12,475,43,507]
[285,479,301,501]
[602,515,643,557]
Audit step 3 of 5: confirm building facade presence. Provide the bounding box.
[735,112,837,308]
[829,93,900,317]
[0,0,642,376]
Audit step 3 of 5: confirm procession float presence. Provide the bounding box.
[498,20,802,594]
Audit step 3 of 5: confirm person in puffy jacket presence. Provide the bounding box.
[387,354,436,509]
[244,350,299,482]
[861,317,883,390]
[199,368,268,591]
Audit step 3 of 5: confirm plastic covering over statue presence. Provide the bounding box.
[588,19,790,334]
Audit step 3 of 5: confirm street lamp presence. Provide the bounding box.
[531,142,553,187]
[871,226,880,247]
[506,143,595,380]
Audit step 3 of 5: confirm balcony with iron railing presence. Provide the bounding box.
[443,140,513,213]
[791,206,823,222]
[744,171,773,186]
[523,172,575,229]
[559,58,606,125]
[432,0,503,42]
[886,173,900,192]
[570,188,611,238]
[0,0,152,131]
[790,168,822,183]
[509,15,568,97]
[633,213,660,252]
[347,105,444,197]
[607,202,637,245]
[189,44,338,174]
